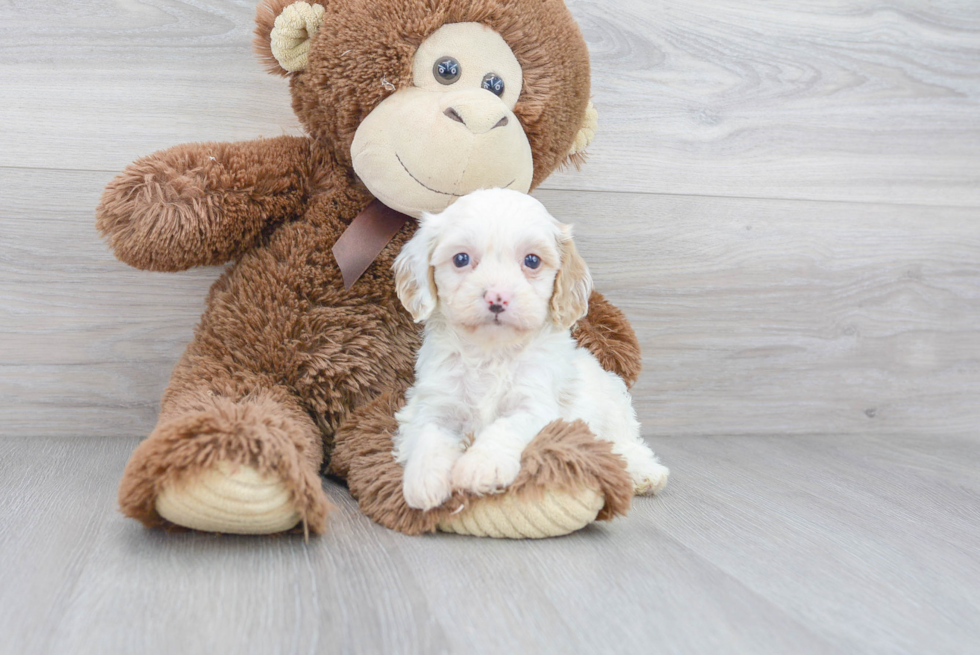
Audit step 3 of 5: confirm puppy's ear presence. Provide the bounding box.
[550,224,594,330]
[394,215,440,322]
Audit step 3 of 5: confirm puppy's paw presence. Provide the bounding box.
[631,461,670,496]
[402,458,453,511]
[451,447,522,496]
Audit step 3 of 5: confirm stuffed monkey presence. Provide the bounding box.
[98,0,643,538]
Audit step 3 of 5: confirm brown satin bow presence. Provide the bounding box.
[332,199,413,290]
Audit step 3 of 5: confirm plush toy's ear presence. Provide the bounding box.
[550,224,594,330]
[566,100,599,160]
[393,216,441,323]
[255,0,325,76]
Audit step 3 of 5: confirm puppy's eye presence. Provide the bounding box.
[434,57,461,85]
[453,253,470,268]
[481,73,505,97]
[524,254,541,269]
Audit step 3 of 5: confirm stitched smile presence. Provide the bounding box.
[396,153,515,197]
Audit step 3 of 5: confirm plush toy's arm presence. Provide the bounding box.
[574,291,643,388]
[96,136,314,271]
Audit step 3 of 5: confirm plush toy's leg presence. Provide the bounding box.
[118,382,334,535]
[330,392,635,538]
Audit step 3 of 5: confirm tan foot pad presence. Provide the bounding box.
[437,487,605,539]
[156,462,301,534]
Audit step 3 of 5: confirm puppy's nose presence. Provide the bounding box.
[485,290,511,314]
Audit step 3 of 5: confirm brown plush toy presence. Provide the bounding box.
[98,0,644,538]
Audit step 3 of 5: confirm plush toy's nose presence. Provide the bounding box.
[441,91,511,135]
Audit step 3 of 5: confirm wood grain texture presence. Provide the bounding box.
[0,168,221,438]
[534,188,980,438]
[1,0,978,204]
[1,435,977,655]
[3,168,977,438]
[554,0,980,205]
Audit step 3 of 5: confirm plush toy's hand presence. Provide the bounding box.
[96,136,313,271]
[574,290,643,388]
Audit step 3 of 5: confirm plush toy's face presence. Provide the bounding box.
[350,23,533,217]
[255,0,597,218]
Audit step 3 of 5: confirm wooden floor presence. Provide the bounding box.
[2,434,979,655]
[1,0,979,653]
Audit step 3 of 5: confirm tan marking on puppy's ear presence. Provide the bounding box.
[255,0,325,75]
[550,224,594,330]
[393,216,440,322]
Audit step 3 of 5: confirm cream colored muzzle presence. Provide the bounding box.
[351,87,535,218]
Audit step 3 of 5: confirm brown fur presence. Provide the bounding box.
[574,291,644,389]
[119,388,334,531]
[97,137,318,272]
[101,0,642,535]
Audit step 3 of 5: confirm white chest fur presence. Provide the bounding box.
[451,351,548,435]
[403,329,567,436]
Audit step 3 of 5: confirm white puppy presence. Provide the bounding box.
[392,189,669,511]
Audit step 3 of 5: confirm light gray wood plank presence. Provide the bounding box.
[550,0,980,205]
[2,435,978,654]
[1,0,978,205]
[0,50,302,175]
[4,168,977,438]
[0,167,223,437]
[646,433,980,654]
[394,518,839,655]
[0,437,452,655]
[0,438,134,655]
[534,188,980,439]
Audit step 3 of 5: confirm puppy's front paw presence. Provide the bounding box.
[451,447,522,496]
[402,459,453,511]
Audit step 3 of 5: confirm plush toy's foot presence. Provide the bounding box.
[118,390,334,535]
[436,487,606,539]
[331,393,635,539]
[155,462,301,534]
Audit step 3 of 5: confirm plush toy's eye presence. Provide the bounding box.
[453,253,470,268]
[524,254,541,269]
[434,57,461,85]
[481,73,505,96]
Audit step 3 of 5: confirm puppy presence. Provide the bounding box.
[393,188,669,511]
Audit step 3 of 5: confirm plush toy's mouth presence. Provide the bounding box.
[396,153,515,198]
